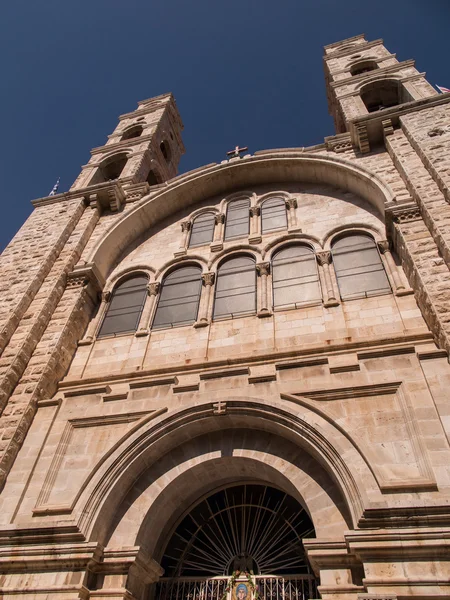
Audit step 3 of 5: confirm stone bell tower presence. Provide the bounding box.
[71,92,185,194]
[323,34,439,152]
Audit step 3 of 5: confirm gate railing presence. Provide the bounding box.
[155,575,319,600]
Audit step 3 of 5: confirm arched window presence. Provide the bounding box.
[146,169,161,186]
[189,213,215,247]
[331,234,391,300]
[350,60,378,76]
[361,80,411,113]
[98,275,148,338]
[272,246,321,309]
[213,256,256,320]
[225,199,250,240]
[160,140,171,163]
[261,198,287,233]
[152,266,202,329]
[91,154,128,184]
[121,125,143,140]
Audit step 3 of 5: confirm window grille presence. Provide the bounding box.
[261,198,287,233]
[189,213,215,247]
[213,256,256,319]
[273,246,321,308]
[332,234,391,300]
[98,276,148,337]
[152,266,202,329]
[224,199,250,240]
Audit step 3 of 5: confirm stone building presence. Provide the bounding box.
[0,34,449,599]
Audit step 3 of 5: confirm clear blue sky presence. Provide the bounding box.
[0,0,448,250]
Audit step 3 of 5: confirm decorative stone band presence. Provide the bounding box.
[385,203,421,224]
[325,133,353,153]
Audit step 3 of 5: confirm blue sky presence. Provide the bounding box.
[0,0,448,249]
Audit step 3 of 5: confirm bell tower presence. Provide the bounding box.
[71,93,185,192]
[323,34,438,152]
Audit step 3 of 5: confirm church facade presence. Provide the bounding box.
[0,34,449,599]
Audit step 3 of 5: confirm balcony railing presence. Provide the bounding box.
[155,575,319,600]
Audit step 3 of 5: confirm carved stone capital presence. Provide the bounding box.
[102,290,112,303]
[316,251,332,266]
[285,198,298,210]
[148,282,161,296]
[181,220,192,233]
[202,272,215,286]
[215,213,225,225]
[377,240,391,254]
[249,206,260,218]
[256,262,270,277]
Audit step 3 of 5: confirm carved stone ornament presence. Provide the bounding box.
[202,272,215,286]
[256,262,270,277]
[102,290,112,303]
[148,282,161,296]
[316,251,332,266]
[285,198,298,210]
[249,206,260,217]
[181,220,192,232]
[215,213,225,225]
[391,206,421,223]
[377,240,390,254]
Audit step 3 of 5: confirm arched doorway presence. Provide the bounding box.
[154,483,318,600]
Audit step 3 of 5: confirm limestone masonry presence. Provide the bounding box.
[0,35,449,599]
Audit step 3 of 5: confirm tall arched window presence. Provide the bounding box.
[189,213,216,247]
[331,234,391,300]
[91,154,128,184]
[213,256,256,320]
[152,266,202,329]
[224,199,250,240]
[98,275,148,338]
[272,246,321,309]
[261,198,287,233]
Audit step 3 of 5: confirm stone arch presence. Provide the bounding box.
[323,222,384,250]
[263,233,321,260]
[70,397,380,544]
[87,153,395,282]
[155,255,208,279]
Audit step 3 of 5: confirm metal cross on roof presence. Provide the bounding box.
[226,145,248,159]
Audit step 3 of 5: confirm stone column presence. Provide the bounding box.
[175,220,191,256]
[317,252,340,307]
[194,272,215,327]
[211,213,225,252]
[256,262,272,317]
[80,290,111,344]
[249,206,262,244]
[136,282,161,335]
[377,240,407,295]
[286,197,301,232]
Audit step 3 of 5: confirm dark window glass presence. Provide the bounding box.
[332,234,391,300]
[189,213,215,247]
[261,198,287,233]
[98,276,148,337]
[152,266,202,329]
[225,199,250,240]
[273,246,321,308]
[213,256,256,320]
